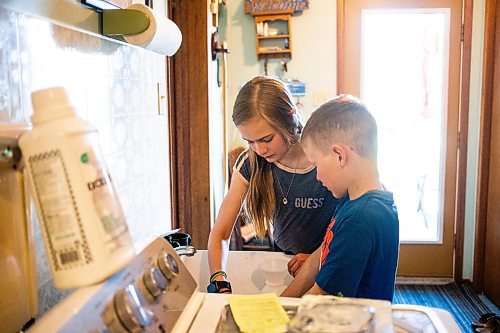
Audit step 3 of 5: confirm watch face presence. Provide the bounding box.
[207,281,231,293]
[207,283,217,293]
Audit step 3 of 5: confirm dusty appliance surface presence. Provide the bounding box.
[211,303,461,333]
[193,294,394,333]
[28,237,461,333]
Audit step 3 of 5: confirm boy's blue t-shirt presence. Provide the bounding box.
[315,190,399,301]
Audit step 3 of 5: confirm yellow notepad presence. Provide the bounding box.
[228,293,289,333]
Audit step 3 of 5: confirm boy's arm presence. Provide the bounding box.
[280,247,321,297]
[310,283,328,295]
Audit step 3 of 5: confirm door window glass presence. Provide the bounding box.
[360,9,450,243]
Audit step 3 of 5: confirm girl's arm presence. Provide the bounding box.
[207,172,248,281]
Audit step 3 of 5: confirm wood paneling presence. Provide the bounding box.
[473,0,496,293]
[474,0,500,306]
[170,1,211,250]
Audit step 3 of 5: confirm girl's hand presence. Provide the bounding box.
[287,253,311,277]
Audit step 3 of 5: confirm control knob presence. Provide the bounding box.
[104,284,153,333]
[157,251,179,280]
[143,267,168,298]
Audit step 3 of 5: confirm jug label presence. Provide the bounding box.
[77,140,130,255]
[28,150,92,270]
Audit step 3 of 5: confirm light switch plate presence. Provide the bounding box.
[157,82,167,115]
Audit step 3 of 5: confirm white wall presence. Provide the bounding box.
[225,1,337,149]
[224,0,486,281]
[208,0,226,225]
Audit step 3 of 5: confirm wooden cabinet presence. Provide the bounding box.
[253,10,293,60]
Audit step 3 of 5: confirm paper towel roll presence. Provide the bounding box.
[124,3,182,56]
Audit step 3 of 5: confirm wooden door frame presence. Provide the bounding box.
[455,0,474,283]
[337,0,474,280]
[473,0,497,292]
[169,1,211,250]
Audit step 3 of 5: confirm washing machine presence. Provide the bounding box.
[28,237,461,333]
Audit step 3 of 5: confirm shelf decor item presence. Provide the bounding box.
[244,0,309,15]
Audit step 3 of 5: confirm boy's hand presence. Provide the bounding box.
[287,253,311,277]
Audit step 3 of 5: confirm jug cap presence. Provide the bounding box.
[31,87,75,124]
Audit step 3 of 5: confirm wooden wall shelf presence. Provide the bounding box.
[253,11,292,59]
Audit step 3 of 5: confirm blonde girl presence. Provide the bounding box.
[207,76,338,293]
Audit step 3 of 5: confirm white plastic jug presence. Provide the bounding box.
[19,87,135,289]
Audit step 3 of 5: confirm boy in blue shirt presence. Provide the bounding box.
[281,95,399,302]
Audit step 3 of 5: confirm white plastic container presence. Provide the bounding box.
[19,87,135,289]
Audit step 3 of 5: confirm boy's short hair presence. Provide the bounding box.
[302,95,378,159]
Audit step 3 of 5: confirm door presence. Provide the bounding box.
[339,0,462,277]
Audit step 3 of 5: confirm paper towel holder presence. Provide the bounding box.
[101,8,150,36]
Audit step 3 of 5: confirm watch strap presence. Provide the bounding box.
[210,270,227,283]
[207,280,232,293]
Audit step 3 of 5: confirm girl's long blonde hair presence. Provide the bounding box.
[232,76,302,238]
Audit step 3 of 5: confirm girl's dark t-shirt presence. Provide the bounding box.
[234,150,338,254]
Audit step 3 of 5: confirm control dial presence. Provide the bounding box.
[143,267,168,298]
[112,285,153,333]
[157,252,179,280]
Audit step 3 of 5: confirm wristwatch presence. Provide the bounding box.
[207,280,232,293]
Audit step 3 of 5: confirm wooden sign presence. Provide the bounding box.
[244,0,309,15]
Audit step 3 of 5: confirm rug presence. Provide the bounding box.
[394,283,499,332]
